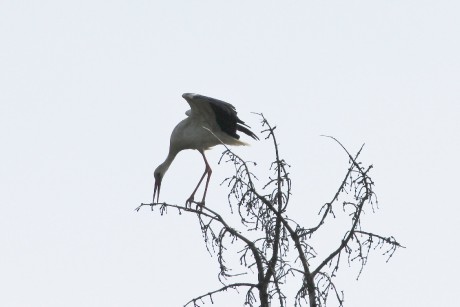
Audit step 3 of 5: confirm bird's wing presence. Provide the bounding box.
[182,93,258,140]
[183,94,217,122]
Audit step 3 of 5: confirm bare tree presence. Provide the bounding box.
[137,114,404,307]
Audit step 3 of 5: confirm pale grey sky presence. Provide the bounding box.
[1,1,459,306]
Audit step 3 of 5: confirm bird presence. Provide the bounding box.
[153,93,259,208]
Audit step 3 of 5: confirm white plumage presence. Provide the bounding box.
[153,93,258,207]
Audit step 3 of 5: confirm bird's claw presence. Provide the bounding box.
[185,197,194,209]
[195,201,205,211]
[185,197,205,211]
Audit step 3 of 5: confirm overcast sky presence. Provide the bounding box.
[1,1,459,306]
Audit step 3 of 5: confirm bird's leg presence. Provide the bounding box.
[201,164,212,205]
[186,169,207,208]
[186,151,211,209]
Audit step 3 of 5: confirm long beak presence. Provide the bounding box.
[153,179,161,203]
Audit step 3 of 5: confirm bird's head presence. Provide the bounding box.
[153,168,164,203]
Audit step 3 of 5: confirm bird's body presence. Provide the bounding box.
[170,114,242,152]
[153,93,258,207]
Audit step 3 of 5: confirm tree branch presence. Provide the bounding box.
[138,116,403,307]
[183,282,258,307]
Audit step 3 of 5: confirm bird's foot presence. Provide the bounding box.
[185,197,205,211]
[185,196,195,209]
[195,201,205,211]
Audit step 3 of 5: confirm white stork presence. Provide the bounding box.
[153,93,259,207]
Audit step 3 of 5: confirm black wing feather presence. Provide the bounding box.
[197,94,258,141]
[237,123,259,141]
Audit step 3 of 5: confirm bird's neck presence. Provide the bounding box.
[158,150,177,175]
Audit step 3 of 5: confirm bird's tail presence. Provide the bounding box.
[202,126,249,147]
